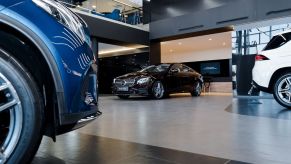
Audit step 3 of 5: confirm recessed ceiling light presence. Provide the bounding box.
[208,38,212,41]
[92,5,96,9]
[222,42,226,46]
[99,47,135,55]
[178,42,182,45]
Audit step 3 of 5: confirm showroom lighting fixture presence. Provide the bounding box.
[113,0,133,8]
[128,0,143,6]
[92,5,96,9]
[178,42,182,45]
[99,47,136,55]
[208,38,212,41]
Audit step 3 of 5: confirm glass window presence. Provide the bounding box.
[170,64,183,73]
[263,34,289,51]
[140,64,170,73]
[182,65,192,72]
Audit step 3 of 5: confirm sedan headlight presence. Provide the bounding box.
[137,77,150,85]
[32,0,91,46]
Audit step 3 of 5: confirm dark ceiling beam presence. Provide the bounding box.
[77,12,150,47]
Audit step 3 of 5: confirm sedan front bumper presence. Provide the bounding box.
[112,85,151,96]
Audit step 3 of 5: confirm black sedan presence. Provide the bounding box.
[112,63,204,99]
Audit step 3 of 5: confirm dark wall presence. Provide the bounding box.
[78,13,149,46]
[99,53,150,94]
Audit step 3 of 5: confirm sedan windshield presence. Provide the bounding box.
[140,64,170,73]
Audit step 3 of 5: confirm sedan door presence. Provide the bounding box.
[180,65,196,91]
[166,64,183,92]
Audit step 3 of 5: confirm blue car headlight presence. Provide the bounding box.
[32,0,91,47]
[137,77,150,85]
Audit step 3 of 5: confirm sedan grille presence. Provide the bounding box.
[114,78,135,87]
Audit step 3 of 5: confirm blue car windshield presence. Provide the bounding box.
[140,64,170,73]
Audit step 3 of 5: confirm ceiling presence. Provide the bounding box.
[99,43,148,58]
[161,32,231,55]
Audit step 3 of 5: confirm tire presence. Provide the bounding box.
[0,49,44,164]
[273,72,291,109]
[118,95,130,99]
[151,81,165,99]
[191,82,202,97]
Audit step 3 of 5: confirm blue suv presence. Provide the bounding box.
[0,0,98,163]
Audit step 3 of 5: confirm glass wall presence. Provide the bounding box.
[232,23,291,96]
[60,0,144,25]
[232,24,291,55]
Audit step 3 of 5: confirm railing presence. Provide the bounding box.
[59,1,143,26]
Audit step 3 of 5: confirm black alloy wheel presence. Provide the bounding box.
[151,81,165,99]
[191,82,202,97]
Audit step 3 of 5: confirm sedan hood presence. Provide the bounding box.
[116,72,165,79]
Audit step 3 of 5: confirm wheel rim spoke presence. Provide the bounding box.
[0,151,6,164]
[0,84,9,92]
[154,82,163,98]
[286,78,291,86]
[0,100,19,113]
[279,88,289,93]
[278,76,291,104]
[0,73,23,164]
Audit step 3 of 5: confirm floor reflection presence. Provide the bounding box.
[32,156,66,164]
[226,98,291,120]
[33,134,243,164]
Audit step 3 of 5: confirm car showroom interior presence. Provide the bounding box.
[1,0,291,164]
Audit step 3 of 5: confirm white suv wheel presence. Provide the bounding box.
[274,73,291,109]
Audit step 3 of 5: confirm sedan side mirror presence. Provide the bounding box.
[170,68,179,74]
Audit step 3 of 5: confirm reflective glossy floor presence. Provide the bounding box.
[33,94,291,164]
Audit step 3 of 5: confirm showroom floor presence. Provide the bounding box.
[33,94,291,164]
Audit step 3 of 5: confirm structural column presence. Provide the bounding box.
[149,41,161,65]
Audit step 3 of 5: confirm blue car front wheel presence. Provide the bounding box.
[0,49,44,164]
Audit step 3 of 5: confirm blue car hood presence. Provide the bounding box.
[0,0,26,10]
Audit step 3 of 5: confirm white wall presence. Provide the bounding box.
[161,32,232,63]
[161,47,231,63]
[160,32,232,93]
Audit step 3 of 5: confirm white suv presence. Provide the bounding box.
[252,30,291,109]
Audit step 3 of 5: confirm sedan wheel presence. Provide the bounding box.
[191,82,202,97]
[274,73,291,109]
[152,81,165,99]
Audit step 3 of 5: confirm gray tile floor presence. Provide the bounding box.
[36,94,291,164]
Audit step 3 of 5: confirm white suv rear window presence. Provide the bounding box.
[263,32,291,51]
